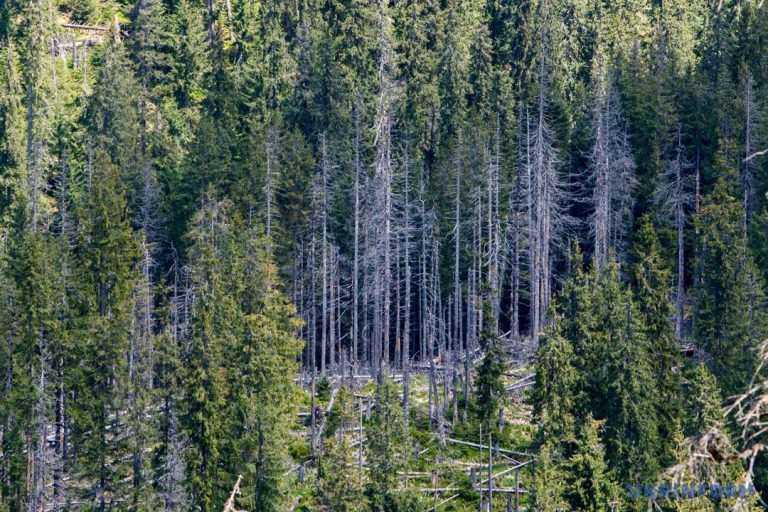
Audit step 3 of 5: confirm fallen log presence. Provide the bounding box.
[446,438,535,459]
[477,460,532,487]
[61,22,109,32]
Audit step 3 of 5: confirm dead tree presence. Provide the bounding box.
[352,102,364,367]
[486,116,502,330]
[522,86,565,347]
[519,2,568,348]
[222,475,244,512]
[587,63,636,270]
[25,0,57,228]
[453,131,463,359]
[655,124,694,339]
[263,124,279,238]
[28,334,50,512]
[317,133,334,376]
[402,145,414,420]
[741,72,761,228]
[506,161,525,342]
[371,0,397,377]
[419,168,431,362]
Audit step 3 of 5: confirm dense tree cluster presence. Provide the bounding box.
[2,0,768,508]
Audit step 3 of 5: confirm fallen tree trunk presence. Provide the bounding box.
[446,438,534,459]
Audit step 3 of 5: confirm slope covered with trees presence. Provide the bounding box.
[2,0,768,509]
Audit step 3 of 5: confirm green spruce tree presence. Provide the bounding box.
[366,376,417,511]
[693,175,768,396]
[71,149,139,510]
[316,385,366,512]
[563,416,620,512]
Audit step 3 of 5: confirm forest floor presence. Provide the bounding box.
[289,357,538,511]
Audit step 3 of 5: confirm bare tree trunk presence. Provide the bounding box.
[320,133,330,376]
[419,169,429,362]
[658,124,693,340]
[52,361,65,511]
[487,117,501,329]
[310,231,318,373]
[508,174,522,341]
[352,104,362,367]
[395,236,402,369]
[264,125,278,238]
[453,131,463,358]
[329,245,337,375]
[742,72,759,228]
[28,332,48,512]
[524,110,537,343]
[588,62,636,270]
[372,0,397,377]
[403,146,413,420]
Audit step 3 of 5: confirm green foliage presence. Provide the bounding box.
[70,149,139,509]
[180,198,302,512]
[68,0,100,24]
[529,443,569,512]
[631,217,683,438]
[683,364,726,437]
[474,330,507,431]
[0,42,25,223]
[316,376,332,403]
[2,0,768,507]
[693,177,768,396]
[366,376,412,511]
[535,249,680,482]
[532,329,577,445]
[562,416,620,512]
[128,0,170,93]
[316,386,365,511]
[0,199,70,510]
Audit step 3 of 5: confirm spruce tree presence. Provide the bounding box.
[128,0,169,95]
[180,197,239,511]
[366,375,412,510]
[529,443,569,512]
[71,149,139,510]
[168,0,208,112]
[86,35,141,184]
[563,416,620,512]
[316,386,365,512]
[693,175,768,396]
[234,218,302,511]
[475,328,507,431]
[550,250,671,482]
[0,42,25,224]
[532,328,578,445]
[181,198,301,511]
[684,364,725,438]
[631,215,683,466]
[0,199,68,510]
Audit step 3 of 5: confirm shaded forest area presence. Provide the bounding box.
[3,0,768,509]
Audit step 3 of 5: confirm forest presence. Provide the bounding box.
[2,0,768,509]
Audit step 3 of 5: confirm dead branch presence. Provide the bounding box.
[744,149,768,163]
[223,475,244,512]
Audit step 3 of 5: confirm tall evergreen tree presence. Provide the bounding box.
[529,443,569,512]
[693,175,768,396]
[562,416,620,512]
[316,386,365,512]
[0,199,69,511]
[532,328,577,445]
[71,149,139,510]
[366,376,412,510]
[631,215,683,466]
[180,197,301,511]
[475,324,508,431]
[0,42,25,223]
